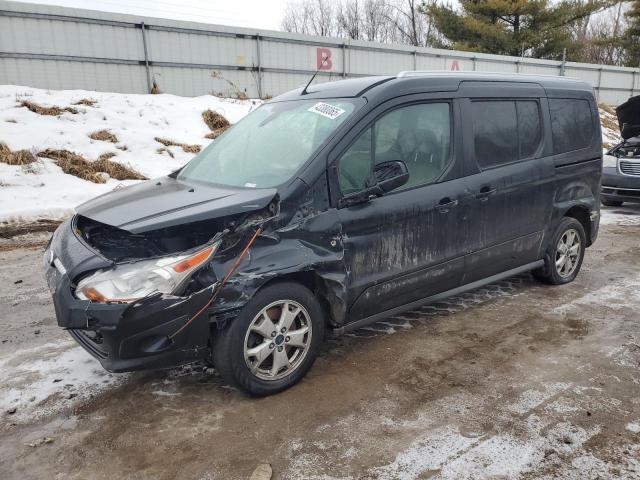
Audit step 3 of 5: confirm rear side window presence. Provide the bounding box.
[472,100,542,169]
[472,101,518,168]
[517,101,542,159]
[549,98,593,154]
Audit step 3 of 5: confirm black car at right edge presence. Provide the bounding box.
[603,95,640,206]
[45,72,602,396]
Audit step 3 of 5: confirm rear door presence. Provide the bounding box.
[328,95,468,321]
[459,82,556,283]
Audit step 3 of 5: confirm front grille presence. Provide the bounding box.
[620,160,640,176]
[69,329,108,359]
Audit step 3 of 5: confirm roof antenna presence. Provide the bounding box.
[301,54,327,95]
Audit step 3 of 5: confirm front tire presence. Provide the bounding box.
[534,217,586,285]
[212,281,324,396]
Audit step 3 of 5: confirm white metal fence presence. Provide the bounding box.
[0,0,638,105]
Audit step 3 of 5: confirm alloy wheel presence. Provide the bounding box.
[243,300,313,381]
[555,228,581,278]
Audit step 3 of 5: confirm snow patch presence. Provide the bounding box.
[600,209,640,227]
[626,421,640,433]
[506,383,571,415]
[368,420,601,480]
[552,273,640,314]
[599,104,619,149]
[0,85,258,223]
[0,339,127,422]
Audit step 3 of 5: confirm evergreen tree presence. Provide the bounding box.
[425,0,612,60]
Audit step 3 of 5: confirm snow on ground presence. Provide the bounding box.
[599,103,620,149]
[600,207,640,226]
[0,85,259,223]
[552,272,640,315]
[0,339,126,423]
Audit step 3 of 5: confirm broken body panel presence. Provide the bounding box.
[45,72,602,373]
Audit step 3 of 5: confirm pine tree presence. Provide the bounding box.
[425,0,612,60]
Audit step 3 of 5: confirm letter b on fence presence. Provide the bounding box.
[317,48,333,70]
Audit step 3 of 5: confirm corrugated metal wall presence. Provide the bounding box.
[0,0,637,105]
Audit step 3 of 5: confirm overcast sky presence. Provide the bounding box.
[20,0,292,30]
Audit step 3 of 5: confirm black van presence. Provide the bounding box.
[45,72,602,395]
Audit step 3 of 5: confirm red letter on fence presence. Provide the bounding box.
[317,48,333,70]
[450,60,460,71]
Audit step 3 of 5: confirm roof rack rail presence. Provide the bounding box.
[396,70,578,80]
[396,70,444,78]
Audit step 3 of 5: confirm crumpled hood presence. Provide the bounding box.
[76,176,277,233]
[616,95,640,139]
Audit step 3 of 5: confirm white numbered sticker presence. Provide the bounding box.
[308,102,346,120]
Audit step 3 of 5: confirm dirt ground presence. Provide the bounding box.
[1,206,640,480]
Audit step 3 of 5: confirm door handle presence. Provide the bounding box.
[437,197,458,213]
[476,186,497,201]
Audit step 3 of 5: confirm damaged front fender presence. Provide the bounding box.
[46,221,216,371]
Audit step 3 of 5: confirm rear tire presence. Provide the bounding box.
[534,217,586,285]
[212,281,324,396]
[601,198,623,207]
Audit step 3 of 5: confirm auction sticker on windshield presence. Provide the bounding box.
[308,102,346,120]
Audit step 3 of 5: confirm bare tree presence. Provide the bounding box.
[281,0,440,47]
[581,1,627,65]
[281,0,337,37]
[382,0,433,46]
[363,0,394,42]
[336,0,361,40]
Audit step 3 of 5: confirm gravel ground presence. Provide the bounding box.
[1,205,640,480]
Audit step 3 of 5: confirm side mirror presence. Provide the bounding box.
[374,160,409,193]
[337,160,410,209]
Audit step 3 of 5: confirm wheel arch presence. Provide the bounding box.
[250,270,342,329]
[562,204,592,246]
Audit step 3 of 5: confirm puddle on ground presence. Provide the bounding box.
[564,316,590,339]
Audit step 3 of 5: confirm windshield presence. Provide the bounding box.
[178,99,358,188]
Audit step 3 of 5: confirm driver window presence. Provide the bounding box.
[338,102,451,194]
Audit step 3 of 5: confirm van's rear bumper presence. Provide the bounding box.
[602,167,640,204]
[44,220,214,372]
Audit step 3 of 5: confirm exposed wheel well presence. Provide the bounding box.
[564,205,592,246]
[255,271,335,326]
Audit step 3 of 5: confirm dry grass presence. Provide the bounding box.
[0,219,61,240]
[20,100,77,116]
[151,80,162,94]
[204,128,227,140]
[0,143,37,166]
[154,137,201,153]
[210,71,249,100]
[93,153,146,181]
[38,149,146,183]
[599,102,616,116]
[89,129,118,143]
[601,115,619,134]
[202,109,230,131]
[73,98,97,106]
[156,147,175,158]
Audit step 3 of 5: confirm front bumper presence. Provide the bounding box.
[602,166,640,204]
[45,220,214,372]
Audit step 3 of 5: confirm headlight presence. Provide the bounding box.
[603,155,617,168]
[75,243,218,303]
